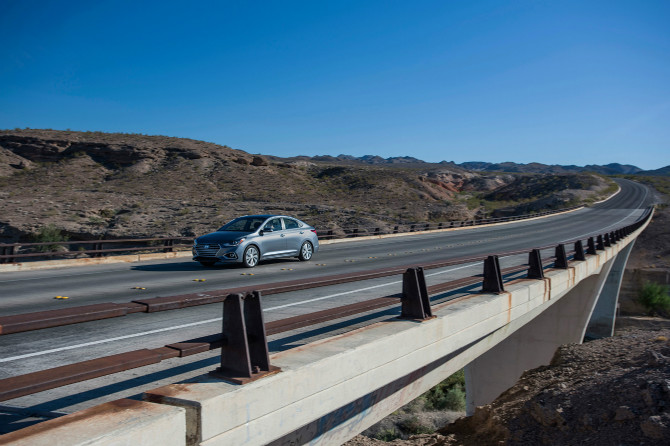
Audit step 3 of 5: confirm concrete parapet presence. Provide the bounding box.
[0,399,186,446]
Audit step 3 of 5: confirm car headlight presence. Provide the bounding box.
[193,240,198,247]
[225,238,245,246]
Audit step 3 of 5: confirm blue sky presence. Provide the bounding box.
[1,1,668,169]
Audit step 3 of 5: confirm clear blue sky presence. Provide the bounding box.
[1,1,668,169]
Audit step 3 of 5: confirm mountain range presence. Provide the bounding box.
[292,154,666,176]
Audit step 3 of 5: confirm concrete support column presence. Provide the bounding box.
[585,241,636,339]
[464,258,616,415]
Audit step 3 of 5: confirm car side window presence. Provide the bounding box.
[283,218,299,230]
[265,218,283,232]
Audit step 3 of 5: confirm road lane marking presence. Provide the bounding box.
[0,264,478,363]
[560,183,649,243]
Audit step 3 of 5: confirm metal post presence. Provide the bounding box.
[400,267,433,320]
[482,255,504,294]
[210,292,280,384]
[554,244,568,269]
[574,240,586,261]
[587,237,596,255]
[527,249,544,279]
[604,233,611,247]
[596,235,605,250]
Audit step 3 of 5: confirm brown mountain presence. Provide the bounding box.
[0,129,614,243]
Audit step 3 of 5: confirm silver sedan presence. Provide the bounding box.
[192,215,319,267]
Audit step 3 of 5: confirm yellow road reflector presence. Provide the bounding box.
[241,273,255,276]
[54,296,69,299]
[193,279,206,282]
[132,287,146,290]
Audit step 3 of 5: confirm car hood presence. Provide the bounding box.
[196,231,252,244]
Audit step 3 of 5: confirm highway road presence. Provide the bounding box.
[0,178,655,432]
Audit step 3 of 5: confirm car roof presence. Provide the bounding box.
[238,214,299,220]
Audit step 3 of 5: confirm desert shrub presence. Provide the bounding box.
[32,224,69,252]
[99,209,117,218]
[638,281,670,316]
[375,428,399,441]
[423,370,466,411]
[397,416,433,435]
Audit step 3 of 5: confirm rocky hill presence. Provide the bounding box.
[0,129,614,243]
[275,153,654,176]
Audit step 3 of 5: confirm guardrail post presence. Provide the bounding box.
[374,228,381,236]
[604,233,611,247]
[527,249,544,279]
[596,235,605,250]
[393,226,399,234]
[163,238,174,253]
[574,240,586,261]
[482,255,504,294]
[438,223,444,230]
[327,230,333,239]
[0,245,17,264]
[400,267,433,320]
[210,292,280,384]
[554,244,568,269]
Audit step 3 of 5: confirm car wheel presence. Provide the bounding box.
[298,241,313,261]
[199,261,216,267]
[243,245,260,268]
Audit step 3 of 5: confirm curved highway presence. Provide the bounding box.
[0,178,655,430]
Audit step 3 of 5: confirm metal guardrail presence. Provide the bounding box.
[0,206,582,263]
[0,206,653,400]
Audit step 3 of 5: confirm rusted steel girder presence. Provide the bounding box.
[0,303,146,335]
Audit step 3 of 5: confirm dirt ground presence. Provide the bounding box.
[346,325,670,446]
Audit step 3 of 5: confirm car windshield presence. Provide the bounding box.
[218,217,267,232]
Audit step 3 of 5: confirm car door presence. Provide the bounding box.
[260,218,287,257]
[282,217,304,255]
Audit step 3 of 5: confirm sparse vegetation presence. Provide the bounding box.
[0,129,621,243]
[422,370,466,411]
[31,224,69,252]
[637,281,670,316]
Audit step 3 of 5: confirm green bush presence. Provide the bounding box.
[638,281,670,316]
[397,416,433,435]
[32,224,69,252]
[423,370,466,411]
[375,428,399,441]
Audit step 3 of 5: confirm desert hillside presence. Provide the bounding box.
[0,129,614,243]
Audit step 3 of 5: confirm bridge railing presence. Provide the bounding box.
[0,206,653,401]
[0,205,582,263]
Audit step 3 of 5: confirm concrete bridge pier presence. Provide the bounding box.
[585,241,636,339]
[464,253,620,415]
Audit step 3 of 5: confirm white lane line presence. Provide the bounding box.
[560,183,649,243]
[0,319,221,363]
[264,263,477,311]
[0,264,479,363]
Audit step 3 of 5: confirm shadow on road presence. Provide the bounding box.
[131,258,300,272]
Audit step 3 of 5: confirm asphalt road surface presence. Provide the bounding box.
[0,178,654,432]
